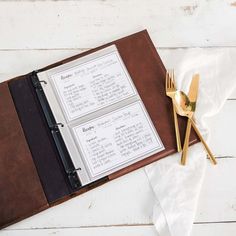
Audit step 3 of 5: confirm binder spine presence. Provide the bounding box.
[30,71,81,190]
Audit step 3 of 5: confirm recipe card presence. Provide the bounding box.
[72,101,164,178]
[50,49,136,121]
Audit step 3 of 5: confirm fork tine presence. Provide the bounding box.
[168,69,172,89]
[166,70,169,89]
[167,70,170,89]
[166,69,176,90]
[169,70,172,87]
[170,69,175,89]
[169,70,172,88]
[172,70,176,88]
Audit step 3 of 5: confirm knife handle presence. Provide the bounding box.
[190,119,217,165]
[181,118,192,165]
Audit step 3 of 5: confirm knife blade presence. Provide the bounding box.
[188,74,199,103]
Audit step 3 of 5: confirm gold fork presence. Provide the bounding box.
[166,70,182,152]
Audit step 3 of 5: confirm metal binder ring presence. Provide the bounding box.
[39,80,47,85]
[56,123,64,128]
[51,123,64,131]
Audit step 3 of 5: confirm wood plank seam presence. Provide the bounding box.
[3,220,236,231]
[1,46,236,51]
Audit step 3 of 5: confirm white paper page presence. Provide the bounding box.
[50,48,136,122]
[72,101,164,179]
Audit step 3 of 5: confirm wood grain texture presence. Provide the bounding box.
[0,0,235,49]
[1,0,236,235]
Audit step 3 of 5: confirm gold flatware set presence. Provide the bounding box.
[166,70,217,165]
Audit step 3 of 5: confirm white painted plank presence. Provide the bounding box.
[229,89,236,99]
[0,226,158,236]
[4,157,236,230]
[194,102,236,222]
[2,224,236,236]
[0,49,84,82]
[192,223,236,236]
[1,47,236,84]
[195,158,236,222]
[205,101,236,157]
[0,0,236,49]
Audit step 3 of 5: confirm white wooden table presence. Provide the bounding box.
[1,1,236,235]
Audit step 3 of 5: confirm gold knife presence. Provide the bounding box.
[181,74,199,165]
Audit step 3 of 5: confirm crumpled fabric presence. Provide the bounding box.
[145,48,236,236]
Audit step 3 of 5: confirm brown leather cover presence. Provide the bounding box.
[0,30,199,229]
[0,82,48,228]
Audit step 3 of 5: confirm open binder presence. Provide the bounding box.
[0,30,199,229]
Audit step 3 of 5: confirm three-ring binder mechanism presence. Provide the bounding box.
[31,71,82,189]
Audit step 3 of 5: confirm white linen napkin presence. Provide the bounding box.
[145,48,236,236]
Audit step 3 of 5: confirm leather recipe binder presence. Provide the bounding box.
[0,30,198,229]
